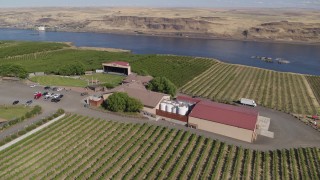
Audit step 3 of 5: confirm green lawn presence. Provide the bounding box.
[30,74,124,87]
[30,76,87,87]
[0,105,31,120]
[81,74,124,86]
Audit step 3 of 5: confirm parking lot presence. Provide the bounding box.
[0,80,320,150]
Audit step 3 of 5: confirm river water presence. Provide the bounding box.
[1,28,319,75]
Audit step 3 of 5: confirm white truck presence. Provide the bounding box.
[240,98,257,107]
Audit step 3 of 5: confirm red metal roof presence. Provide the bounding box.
[105,61,130,67]
[189,100,258,130]
[176,95,201,104]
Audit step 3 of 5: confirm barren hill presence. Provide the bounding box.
[0,7,320,43]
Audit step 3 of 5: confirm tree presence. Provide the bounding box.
[106,92,127,112]
[58,63,85,76]
[147,77,177,97]
[105,92,143,112]
[0,64,28,78]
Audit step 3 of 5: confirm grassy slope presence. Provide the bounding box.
[0,115,319,179]
[0,105,31,120]
[30,74,124,87]
[0,41,69,58]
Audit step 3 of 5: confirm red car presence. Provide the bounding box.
[34,93,42,99]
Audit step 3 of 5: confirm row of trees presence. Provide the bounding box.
[0,64,28,79]
[0,63,86,79]
[58,64,85,76]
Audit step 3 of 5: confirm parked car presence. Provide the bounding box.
[81,92,88,96]
[30,84,37,88]
[59,94,64,98]
[52,87,58,91]
[44,96,50,101]
[44,86,51,90]
[12,100,19,105]
[51,98,60,103]
[25,100,33,106]
[34,93,42,99]
[52,94,60,99]
[45,93,54,98]
[34,91,41,95]
[42,92,48,96]
[57,88,63,92]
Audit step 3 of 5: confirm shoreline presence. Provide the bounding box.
[2,27,320,46]
[51,29,320,46]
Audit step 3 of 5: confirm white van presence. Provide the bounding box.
[240,98,257,107]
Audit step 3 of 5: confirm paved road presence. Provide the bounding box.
[0,80,319,150]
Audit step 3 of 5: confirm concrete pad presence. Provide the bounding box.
[257,116,271,130]
[260,129,274,138]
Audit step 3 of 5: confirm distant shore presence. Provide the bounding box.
[1,27,320,46]
[49,28,320,46]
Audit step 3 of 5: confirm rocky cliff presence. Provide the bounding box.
[0,8,319,43]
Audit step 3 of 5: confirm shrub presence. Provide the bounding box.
[36,121,43,126]
[26,124,37,131]
[104,83,116,89]
[126,97,143,112]
[4,137,12,143]
[106,92,128,112]
[11,134,18,139]
[18,130,27,136]
[105,92,143,112]
[147,77,177,97]
[57,109,65,114]
[25,112,32,119]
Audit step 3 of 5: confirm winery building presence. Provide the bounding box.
[188,100,259,143]
[103,82,170,115]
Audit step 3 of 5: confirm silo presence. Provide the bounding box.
[160,103,167,111]
[166,104,173,113]
[172,106,177,114]
[178,106,188,115]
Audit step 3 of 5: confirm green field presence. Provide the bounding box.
[0,41,69,58]
[30,76,87,87]
[81,74,124,86]
[0,114,319,179]
[131,55,217,87]
[181,62,320,114]
[0,105,31,120]
[30,74,124,87]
